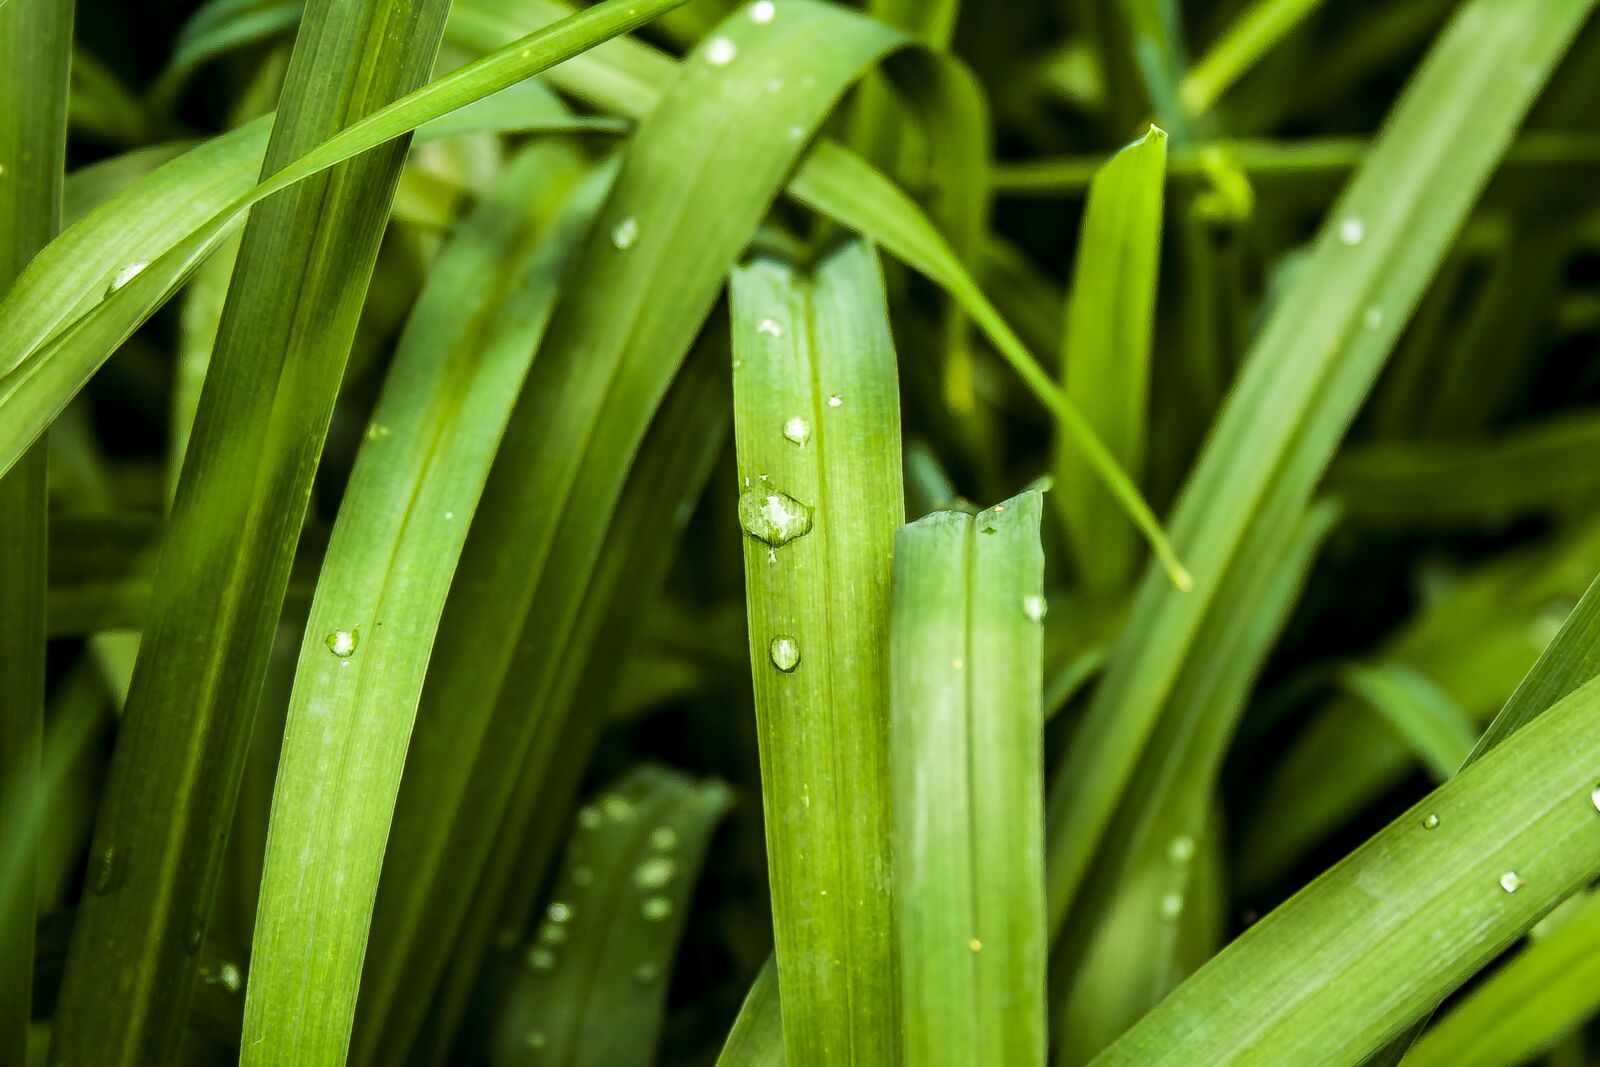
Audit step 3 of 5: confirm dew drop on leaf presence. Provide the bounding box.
[1499,871,1523,893]
[705,36,737,66]
[757,317,783,338]
[642,896,673,921]
[650,826,678,850]
[1166,835,1195,865]
[1421,813,1440,830]
[783,416,810,446]
[633,856,677,890]
[750,0,775,23]
[827,394,843,408]
[611,216,640,250]
[738,489,814,548]
[769,635,800,673]
[1159,892,1184,921]
[1338,216,1365,246]
[325,628,358,658]
[1023,594,1048,622]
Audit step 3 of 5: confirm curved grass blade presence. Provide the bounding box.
[351,9,911,1063]
[47,0,456,1058]
[729,238,904,1064]
[1043,0,1599,933]
[491,767,733,1066]
[238,142,590,1065]
[717,960,785,1067]
[1056,127,1166,591]
[891,490,1046,1066]
[0,0,70,1059]
[1338,662,1477,781]
[1095,671,1600,1065]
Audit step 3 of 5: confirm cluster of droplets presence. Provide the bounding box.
[1158,833,1196,922]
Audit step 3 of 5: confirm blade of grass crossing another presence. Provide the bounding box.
[717,960,785,1067]
[729,240,904,1065]
[239,142,588,1065]
[1043,0,1600,931]
[890,490,1047,1067]
[1056,127,1166,591]
[48,0,455,1060]
[0,0,70,1061]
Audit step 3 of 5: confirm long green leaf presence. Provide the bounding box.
[717,961,785,1067]
[729,239,904,1064]
[891,490,1046,1066]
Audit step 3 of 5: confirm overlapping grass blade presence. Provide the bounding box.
[239,141,590,1064]
[717,961,785,1067]
[48,0,456,1059]
[1094,670,1600,1065]
[1056,128,1166,590]
[351,10,913,1063]
[729,239,904,1063]
[891,490,1046,1066]
[1336,662,1477,781]
[1043,0,1598,934]
[491,767,732,1066]
[0,0,70,1059]
[1180,0,1332,116]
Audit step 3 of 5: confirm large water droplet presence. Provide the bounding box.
[325,628,358,658]
[769,635,800,673]
[705,36,738,66]
[642,896,673,921]
[1023,594,1048,622]
[750,0,776,23]
[738,489,814,548]
[783,416,810,446]
[1166,835,1195,865]
[611,216,640,250]
[108,260,149,294]
[633,856,677,890]
[1499,871,1523,894]
[1338,216,1365,246]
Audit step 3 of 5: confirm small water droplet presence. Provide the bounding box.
[1499,871,1523,893]
[634,962,661,984]
[1166,835,1195,865]
[611,216,640,250]
[603,795,635,822]
[548,901,573,923]
[524,1029,548,1050]
[968,938,982,952]
[1422,813,1440,830]
[788,125,806,140]
[650,827,678,850]
[527,947,558,972]
[1023,594,1047,622]
[642,896,673,921]
[540,921,568,944]
[826,394,843,408]
[364,422,390,441]
[325,628,358,658]
[757,317,783,338]
[217,962,243,994]
[577,806,603,830]
[750,0,776,23]
[1159,891,1184,920]
[633,856,677,890]
[783,416,810,446]
[108,260,149,293]
[443,510,454,520]
[705,36,738,66]
[738,489,814,548]
[769,635,801,672]
[952,658,964,670]
[765,77,783,92]
[1363,305,1384,331]
[1590,785,1600,813]
[1338,216,1365,246]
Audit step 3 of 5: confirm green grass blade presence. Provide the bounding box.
[1337,662,1477,781]
[1180,0,1332,116]
[1043,0,1598,932]
[47,0,455,1059]
[1405,890,1600,1067]
[238,142,587,1064]
[729,239,904,1064]
[717,960,785,1067]
[1055,127,1167,591]
[492,768,733,1066]
[0,0,70,1059]
[891,490,1047,1066]
[1095,671,1600,1065]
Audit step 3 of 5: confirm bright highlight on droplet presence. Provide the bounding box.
[1422,813,1440,830]
[827,394,843,408]
[770,635,800,673]
[548,901,572,923]
[1023,594,1048,622]
[738,488,814,548]
[750,0,776,23]
[1160,892,1184,920]
[611,216,640,250]
[109,260,149,293]
[1166,835,1195,865]
[1338,216,1365,246]
[642,896,673,920]
[1499,871,1523,894]
[783,416,810,446]
[633,856,677,890]
[325,628,358,658]
[705,36,738,66]
[757,317,783,337]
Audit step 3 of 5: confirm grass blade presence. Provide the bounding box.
[891,490,1047,1066]
[1055,127,1167,590]
[1337,662,1477,781]
[729,239,904,1064]
[717,960,785,1067]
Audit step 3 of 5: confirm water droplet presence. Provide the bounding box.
[783,416,810,446]
[325,628,358,658]
[968,938,982,952]
[765,77,783,93]
[539,921,568,944]
[91,845,124,895]
[577,805,603,830]
[443,510,454,520]
[650,827,678,850]
[705,36,738,66]
[642,896,673,921]
[1159,891,1184,920]
[1338,216,1365,246]
[1023,594,1048,622]
[603,795,635,822]
[1499,871,1523,893]
[1166,835,1196,865]
[788,125,806,141]
[1591,785,1600,813]
[548,901,573,923]
[611,216,640,250]
[571,865,595,886]
[750,0,776,23]
[633,856,677,890]
[1363,305,1385,331]
[364,422,390,441]
[826,394,843,408]
[738,488,814,548]
[217,962,243,994]
[757,317,783,338]
[108,260,148,293]
[524,1029,548,1050]
[769,635,800,673]
[1422,813,1440,830]
[634,962,661,984]
[526,947,558,972]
